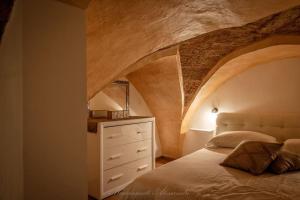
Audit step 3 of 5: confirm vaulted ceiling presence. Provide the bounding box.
[86,0,300,100]
[85,1,300,157]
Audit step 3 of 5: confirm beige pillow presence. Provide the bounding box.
[221,140,282,175]
[269,151,300,174]
[207,131,277,148]
[282,139,300,154]
[269,139,300,174]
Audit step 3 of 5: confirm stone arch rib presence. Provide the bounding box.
[179,5,300,112]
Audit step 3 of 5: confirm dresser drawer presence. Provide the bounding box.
[103,157,152,193]
[103,122,152,147]
[103,139,152,170]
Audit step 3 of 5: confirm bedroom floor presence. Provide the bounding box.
[89,157,174,200]
[155,156,174,167]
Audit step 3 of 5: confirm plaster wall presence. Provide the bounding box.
[128,55,183,158]
[190,57,300,131]
[89,92,123,111]
[182,130,213,156]
[0,1,23,199]
[89,83,162,157]
[23,1,87,199]
[89,83,152,116]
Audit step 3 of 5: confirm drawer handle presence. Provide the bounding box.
[109,173,123,181]
[109,153,122,160]
[137,164,149,171]
[137,130,146,134]
[107,134,122,139]
[137,147,147,152]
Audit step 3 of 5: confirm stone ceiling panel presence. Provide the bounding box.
[179,5,300,109]
[87,0,300,99]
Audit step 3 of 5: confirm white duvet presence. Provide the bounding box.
[119,148,300,200]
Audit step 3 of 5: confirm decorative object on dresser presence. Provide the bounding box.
[89,110,129,120]
[88,80,130,120]
[87,117,155,199]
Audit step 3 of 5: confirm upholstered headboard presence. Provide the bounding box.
[216,113,300,141]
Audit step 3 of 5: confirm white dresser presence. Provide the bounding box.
[87,117,155,199]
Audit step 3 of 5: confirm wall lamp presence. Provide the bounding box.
[211,107,218,113]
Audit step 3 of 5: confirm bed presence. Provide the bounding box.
[119,113,300,200]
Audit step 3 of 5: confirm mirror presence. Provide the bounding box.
[105,80,129,111]
[88,80,130,119]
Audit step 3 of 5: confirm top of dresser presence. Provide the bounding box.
[88,116,154,133]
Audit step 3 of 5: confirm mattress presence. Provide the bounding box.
[119,148,300,200]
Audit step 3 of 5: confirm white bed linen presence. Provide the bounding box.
[119,148,300,200]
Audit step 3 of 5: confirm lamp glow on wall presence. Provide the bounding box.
[190,105,219,131]
[207,107,218,131]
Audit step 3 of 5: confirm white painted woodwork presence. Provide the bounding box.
[103,157,152,194]
[103,139,152,170]
[87,117,155,199]
[103,122,152,147]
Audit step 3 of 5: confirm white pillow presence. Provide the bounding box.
[206,131,278,148]
[282,139,300,155]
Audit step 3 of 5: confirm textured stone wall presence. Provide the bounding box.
[86,0,300,99]
[180,5,300,109]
